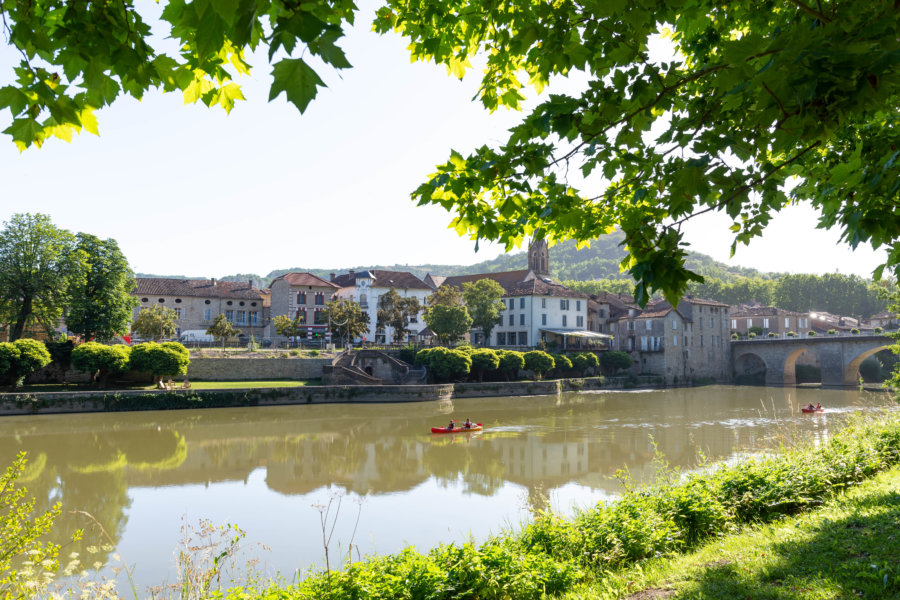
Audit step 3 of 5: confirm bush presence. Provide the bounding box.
[571,352,599,375]
[0,339,52,387]
[497,350,525,380]
[415,347,471,382]
[44,338,75,371]
[748,326,763,336]
[859,356,886,382]
[396,344,418,365]
[130,342,190,383]
[71,342,131,386]
[807,330,817,336]
[470,349,500,381]
[550,353,572,377]
[748,332,756,338]
[524,351,555,380]
[827,328,838,335]
[874,326,884,334]
[731,333,739,340]
[851,328,860,334]
[600,350,632,375]
[766,332,777,338]
[786,331,797,337]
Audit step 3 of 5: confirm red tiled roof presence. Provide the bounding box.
[442,270,586,299]
[272,272,339,288]
[134,278,263,300]
[682,296,731,307]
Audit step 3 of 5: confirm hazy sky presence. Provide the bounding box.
[0,2,887,279]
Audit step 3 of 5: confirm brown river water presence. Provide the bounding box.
[0,385,891,593]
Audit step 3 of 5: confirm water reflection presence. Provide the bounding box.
[0,385,888,590]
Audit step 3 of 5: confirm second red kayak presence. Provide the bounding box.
[801,408,824,413]
[431,423,483,434]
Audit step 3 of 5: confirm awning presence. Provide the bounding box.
[539,329,613,340]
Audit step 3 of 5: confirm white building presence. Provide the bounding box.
[332,269,432,343]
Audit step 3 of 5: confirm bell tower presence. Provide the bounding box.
[529,236,550,277]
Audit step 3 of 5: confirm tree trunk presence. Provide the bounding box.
[10,295,32,341]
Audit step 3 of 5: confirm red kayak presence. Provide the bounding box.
[801,407,824,413]
[431,423,483,434]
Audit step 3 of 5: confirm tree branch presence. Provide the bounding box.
[786,0,832,23]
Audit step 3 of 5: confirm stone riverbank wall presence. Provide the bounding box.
[180,357,333,381]
[0,378,607,416]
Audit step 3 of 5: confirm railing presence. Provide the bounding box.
[732,328,897,341]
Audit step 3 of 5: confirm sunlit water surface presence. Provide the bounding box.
[0,385,891,593]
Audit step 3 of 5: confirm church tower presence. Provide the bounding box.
[529,236,550,277]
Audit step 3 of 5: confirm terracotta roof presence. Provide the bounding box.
[730,305,803,318]
[870,310,897,320]
[442,270,531,290]
[332,269,430,290]
[271,272,339,288]
[134,278,263,300]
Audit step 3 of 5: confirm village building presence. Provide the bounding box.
[728,305,811,336]
[610,296,731,385]
[439,239,603,349]
[866,310,899,330]
[132,278,266,340]
[332,270,432,343]
[267,273,340,342]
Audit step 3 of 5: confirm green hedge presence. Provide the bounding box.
[236,412,900,600]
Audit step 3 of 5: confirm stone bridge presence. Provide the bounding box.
[731,335,894,387]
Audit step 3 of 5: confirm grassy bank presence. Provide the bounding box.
[226,411,900,600]
[566,464,900,599]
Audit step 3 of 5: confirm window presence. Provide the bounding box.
[700,335,704,347]
[297,310,307,324]
[173,308,182,319]
[764,318,770,328]
[497,332,506,345]
[250,312,258,325]
[748,318,753,327]
[599,309,606,317]
[641,336,648,351]
[204,308,211,321]
[509,314,514,326]
[785,317,790,327]
[297,293,306,304]
[673,335,678,347]
[645,320,652,330]
[236,311,246,324]
[576,315,584,327]
[315,293,324,306]
[576,300,581,311]
[410,314,418,324]
[518,331,527,345]
[560,299,570,310]
[359,293,367,306]
[519,298,525,309]
[141,298,148,303]
[672,320,678,330]
[562,315,567,327]
[731,319,737,329]
[627,320,635,330]
[541,314,547,325]
[315,310,327,324]
[519,314,525,325]
[541,298,546,308]
[225,310,234,322]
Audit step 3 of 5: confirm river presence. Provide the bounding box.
[0,385,891,594]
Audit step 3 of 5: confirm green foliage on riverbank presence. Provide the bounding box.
[230,411,900,600]
[563,465,900,599]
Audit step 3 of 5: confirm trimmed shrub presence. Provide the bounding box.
[44,339,75,371]
[0,339,52,387]
[550,353,572,377]
[874,326,884,334]
[827,328,838,335]
[600,350,632,375]
[571,352,600,375]
[807,330,817,337]
[731,333,739,340]
[71,342,131,386]
[748,332,756,338]
[766,332,777,338]
[851,328,860,334]
[130,342,190,383]
[497,350,525,381]
[415,347,471,382]
[786,331,797,337]
[470,349,500,381]
[524,351,555,380]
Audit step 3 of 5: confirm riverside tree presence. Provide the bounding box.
[376,288,420,344]
[131,305,178,341]
[206,314,241,349]
[65,234,138,341]
[321,298,370,346]
[0,214,77,341]
[6,2,900,303]
[461,280,506,345]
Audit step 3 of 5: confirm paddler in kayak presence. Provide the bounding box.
[464,418,473,429]
[447,420,455,430]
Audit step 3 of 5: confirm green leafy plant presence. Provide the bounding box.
[469,348,500,381]
[523,351,554,380]
[130,342,190,384]
[808,330,817,337]
[851,328,861,334]
[827,328,838,335]
[71,342,131,387]
[600,350,632,376]
[496,350,525,381]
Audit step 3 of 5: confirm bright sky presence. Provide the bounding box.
[0,2,888,280]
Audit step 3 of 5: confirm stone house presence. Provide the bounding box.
[132,278,266,340]
[611,297,732,384]
[866,310,899,330]
[729,305,810,336]
[267,273,340,342]
[332,270,432,343]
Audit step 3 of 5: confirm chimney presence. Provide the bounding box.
[248,279,253,288]
[211,278,216,285]
[349,269,355,275]
[330,273,335,282]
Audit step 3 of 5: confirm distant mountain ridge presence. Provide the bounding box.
[139,232,780,289]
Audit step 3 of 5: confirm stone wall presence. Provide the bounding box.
[184,357,331,381]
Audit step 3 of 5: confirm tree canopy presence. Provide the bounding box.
[4,2,900,304]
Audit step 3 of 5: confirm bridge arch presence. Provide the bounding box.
[734,352,767,385]
[782,347,810,386]
[843,344,894,386]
